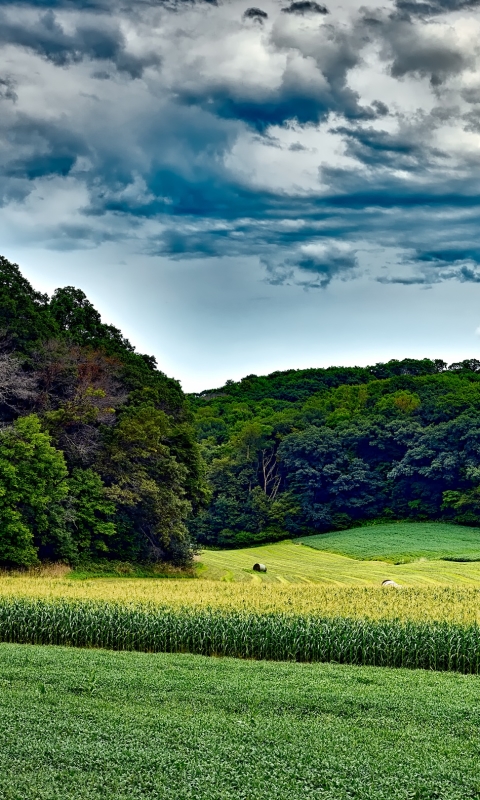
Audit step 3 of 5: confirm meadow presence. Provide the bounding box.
[297,522,480,563]
[0,643,479,800]
[198,538,480,585]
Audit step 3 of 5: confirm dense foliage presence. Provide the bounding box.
[0,256,205,567]
[190,358,480,546]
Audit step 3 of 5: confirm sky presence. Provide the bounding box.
[1,0,480,391]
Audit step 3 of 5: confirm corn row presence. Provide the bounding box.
[1,597,480,673]
[2,579,480,623]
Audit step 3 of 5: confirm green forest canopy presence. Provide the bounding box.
[3,253,480,566]
[189,355,480,547]
[0,255,205,568]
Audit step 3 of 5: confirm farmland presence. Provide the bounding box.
[198,538,480,585]
[0,643,480,800]
[297,522,480,563]
[1,524,480,670]
[1,528,480,799]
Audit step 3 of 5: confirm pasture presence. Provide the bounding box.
[297,521,480,563]
[0,643,479,800]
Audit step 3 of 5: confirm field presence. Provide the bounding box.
[297,522,480,563]
[0,524,480,670]
[0,643,480,800]
[198,537,480,586]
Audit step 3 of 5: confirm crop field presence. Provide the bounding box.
[1,525,480,671]
[297,522,480,563]
[0,643,480,800]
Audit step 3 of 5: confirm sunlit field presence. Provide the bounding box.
[1,525,480,670]
[198,538,480,585]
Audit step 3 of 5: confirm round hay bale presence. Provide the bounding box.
[381,579,400,588]
[252,563,267,572]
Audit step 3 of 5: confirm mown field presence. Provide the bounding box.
[297,522,480,563]
[198,536,480,586]
[1,643,480,800]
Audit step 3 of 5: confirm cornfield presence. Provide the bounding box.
[1,596,480,673]
[1,575,480,623]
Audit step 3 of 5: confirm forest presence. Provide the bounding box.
[3,254,480,566]
[0,256,205,568]
[190,357,480,547]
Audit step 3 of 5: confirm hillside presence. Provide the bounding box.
[189,359,480,548]
[297,522,480,564]
[0,256,204,568]
[197,526,480,585]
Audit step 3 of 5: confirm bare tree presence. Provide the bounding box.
[260,448,281,499]
[0,353,37,414]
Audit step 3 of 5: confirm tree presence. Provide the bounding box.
[100,406,193,565]
[67,468,116,557]
[0,415,69,566]
[0,256,57,351]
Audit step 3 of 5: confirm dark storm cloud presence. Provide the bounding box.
[332,122,446,170]
[360,10,472,84]
[0,9,160,76]
[179,21,383,130]
[243,7,268,22]
[0,0,479,291]
[395,0,480,17]
[0,77,17,101]
[0,0,216,9]
[0,114,88,185]
[282,1,329,14]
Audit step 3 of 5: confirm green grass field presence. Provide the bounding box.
[0,643,479,800]
[199,534,480,585]
[297,522,480,563]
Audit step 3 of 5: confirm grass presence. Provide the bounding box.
[0,643,479,800]
[297,521,480,564]
[198,538,480,585]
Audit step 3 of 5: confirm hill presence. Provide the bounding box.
[190,359,480,549]
[297,522,480,564]
[0,255,204,568]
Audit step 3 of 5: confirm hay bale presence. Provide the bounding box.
[253,563,267,572]
[381,579,400,588]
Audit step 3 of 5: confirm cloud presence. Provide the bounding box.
[0,8,160,76]
[394,0,480,17]
[0,0,480,291]
[0,77,17,102]
[281,1,329,14]
[265,242,358,288]
[243,7,268,23]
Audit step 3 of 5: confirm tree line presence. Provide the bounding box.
[189,357,480,546]
[2,253,480,568]
[0,256,205,568]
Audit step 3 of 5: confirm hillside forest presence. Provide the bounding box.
[0,256,205,568]
[2,255,480,567]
